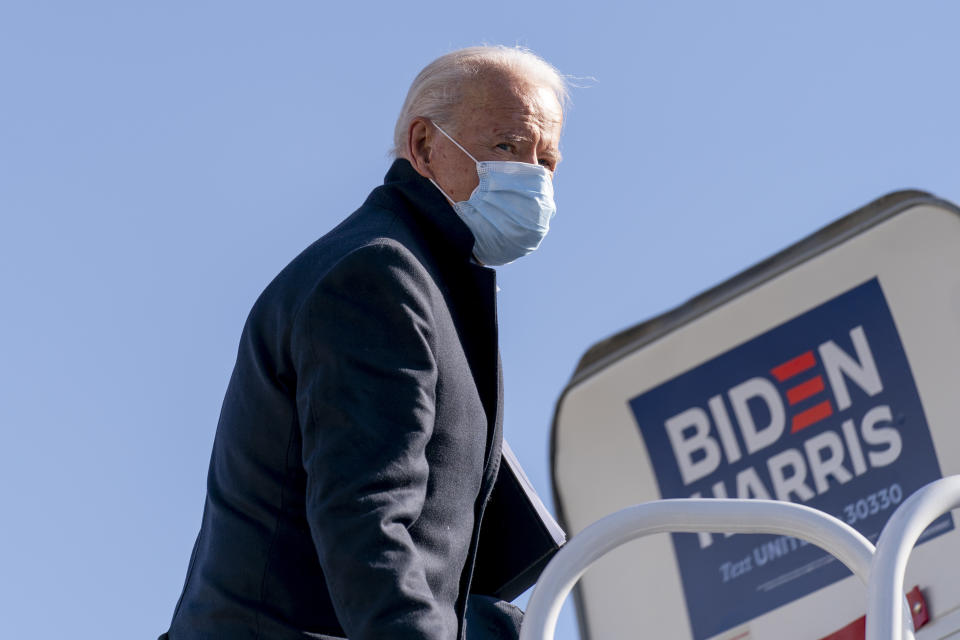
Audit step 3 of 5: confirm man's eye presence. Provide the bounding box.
[496,143,514,152]
[539,158,555,170]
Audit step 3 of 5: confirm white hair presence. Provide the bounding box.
[393,45,569,159]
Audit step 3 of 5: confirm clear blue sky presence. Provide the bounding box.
[2,2,958,638]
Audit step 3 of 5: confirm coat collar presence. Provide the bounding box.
[366,158,477,264]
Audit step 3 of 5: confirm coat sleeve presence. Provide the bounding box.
[290,241,454,640]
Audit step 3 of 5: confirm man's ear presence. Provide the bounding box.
[406,117,435,179]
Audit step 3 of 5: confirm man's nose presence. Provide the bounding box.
[520,149,539,165]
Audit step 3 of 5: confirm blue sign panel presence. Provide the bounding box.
[628,278,951,640]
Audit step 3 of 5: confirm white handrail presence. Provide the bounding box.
[867,476,960,640]
[520,498,877,640]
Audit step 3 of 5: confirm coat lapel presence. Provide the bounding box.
[463,263,502,480]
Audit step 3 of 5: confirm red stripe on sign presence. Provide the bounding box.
[791,401,833,432]
[819,588,930,640]
[771,351,816,381]
[817,615,864,640]
[786,376,826,405]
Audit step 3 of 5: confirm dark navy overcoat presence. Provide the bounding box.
[164,159,518,639]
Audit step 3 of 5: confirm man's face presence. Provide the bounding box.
[427,73,563,203]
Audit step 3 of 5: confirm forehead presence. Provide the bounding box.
[455,73,563,145]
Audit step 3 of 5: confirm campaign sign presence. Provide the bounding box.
[628,278,952,640]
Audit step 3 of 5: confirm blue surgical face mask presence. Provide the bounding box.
[429,122,557,266]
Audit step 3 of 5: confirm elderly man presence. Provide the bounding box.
[162,45,566,640]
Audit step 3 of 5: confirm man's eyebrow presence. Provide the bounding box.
[494,131,533,143]
[488,130,562,162]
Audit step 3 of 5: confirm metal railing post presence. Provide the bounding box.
[867,476,960,640]
[520,498,876,640]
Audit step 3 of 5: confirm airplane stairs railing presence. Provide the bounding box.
[518,477,960,640]
[868,476,960,640]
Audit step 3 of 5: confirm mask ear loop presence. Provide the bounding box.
[428,121,480,205]
[432,121,480,163]
[429,178,457,205]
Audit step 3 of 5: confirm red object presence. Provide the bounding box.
[786,376,827,405]
[817,586,930,640]
[818,615,865,640]
[771,351,816,381]
[907,586,930,630]
[791,400,834,432]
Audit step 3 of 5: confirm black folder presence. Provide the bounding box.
[470,441,567,601]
